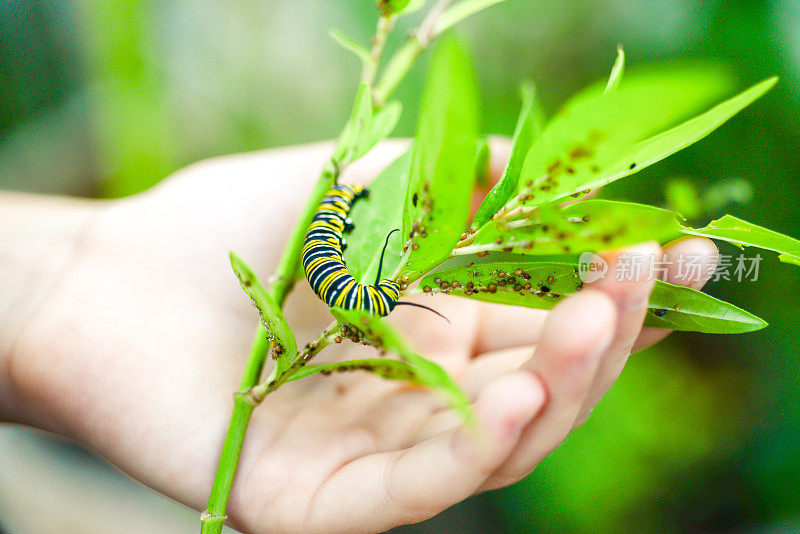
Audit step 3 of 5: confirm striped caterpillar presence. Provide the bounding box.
[302,184,444,319]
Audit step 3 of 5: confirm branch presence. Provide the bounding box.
[373,0,452,106]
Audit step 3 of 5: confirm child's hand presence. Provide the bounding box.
[1,140,717,533]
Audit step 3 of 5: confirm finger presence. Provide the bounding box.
[414,346,534,443]
[632,237,719,351]
[576,243,660,421]
[305,371,545,533]
[480,289,616,490]
[461,345,533,397]
[390,294,482,370]
[473,303,547,355]
[483,135,513,188]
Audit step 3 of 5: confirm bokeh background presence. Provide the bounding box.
[2,1,799,532]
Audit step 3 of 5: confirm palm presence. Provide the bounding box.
[10,141,717,533]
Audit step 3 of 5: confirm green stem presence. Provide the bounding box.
[201,164,335,532]
[201,396,255,534]
[202,322,335,534]
[373,0,450,106]
[362,15,395,88]
[373,39,423,107]
[201,330,268,533]
[249,322,338,402]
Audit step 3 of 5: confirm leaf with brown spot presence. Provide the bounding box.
[287,358,422,384]
[401,35,480,279]
[331,308,473,422]
[420,260,767,333]
[230,252,297,376]
[513,65,768,208]
[469,200,684,256]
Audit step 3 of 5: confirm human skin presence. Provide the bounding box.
[0,139,718,533]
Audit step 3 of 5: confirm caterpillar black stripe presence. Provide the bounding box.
[302,184,401,317]
[302,184,448,321]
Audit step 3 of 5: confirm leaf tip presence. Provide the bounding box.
[229,250,245,271]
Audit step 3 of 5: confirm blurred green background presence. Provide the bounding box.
[1,1,799,532]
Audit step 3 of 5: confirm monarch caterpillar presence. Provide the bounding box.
[302,183,445,319]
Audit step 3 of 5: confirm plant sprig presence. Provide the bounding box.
[203,4,800,531]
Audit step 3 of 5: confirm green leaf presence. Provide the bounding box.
[419,260,767,333]
[419,261,581,310]
[602,77,779,199]
[230,252,297,375]
[472,81,544,229]
[329,29,371,67]
[604,45,625,94]
[436,0,507,34]
[331,308,473,421]
[287,358,422,384]
[333,92,399,167]
[334,83,373,166]
[644,281,767,333]
[356,100,402,161]
[377,0,425,16]
[402,35,480,278]
[467,200,684,255]
[473,137,491,187]
[513,66,744,208]
[344,151,412,283]
[682,214,800,265]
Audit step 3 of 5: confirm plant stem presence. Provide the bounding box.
[373,0,452,106]
[201,163,337,533]
[247,321,338,401]
[362,15,395,88]
[201,331,267,534]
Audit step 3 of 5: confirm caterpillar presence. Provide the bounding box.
[302,183,445,319]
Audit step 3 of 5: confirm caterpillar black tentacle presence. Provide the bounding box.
[302,184,446,321]
[394,301,451,323]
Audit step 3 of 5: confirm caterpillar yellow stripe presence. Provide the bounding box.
[302,184,400,316]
